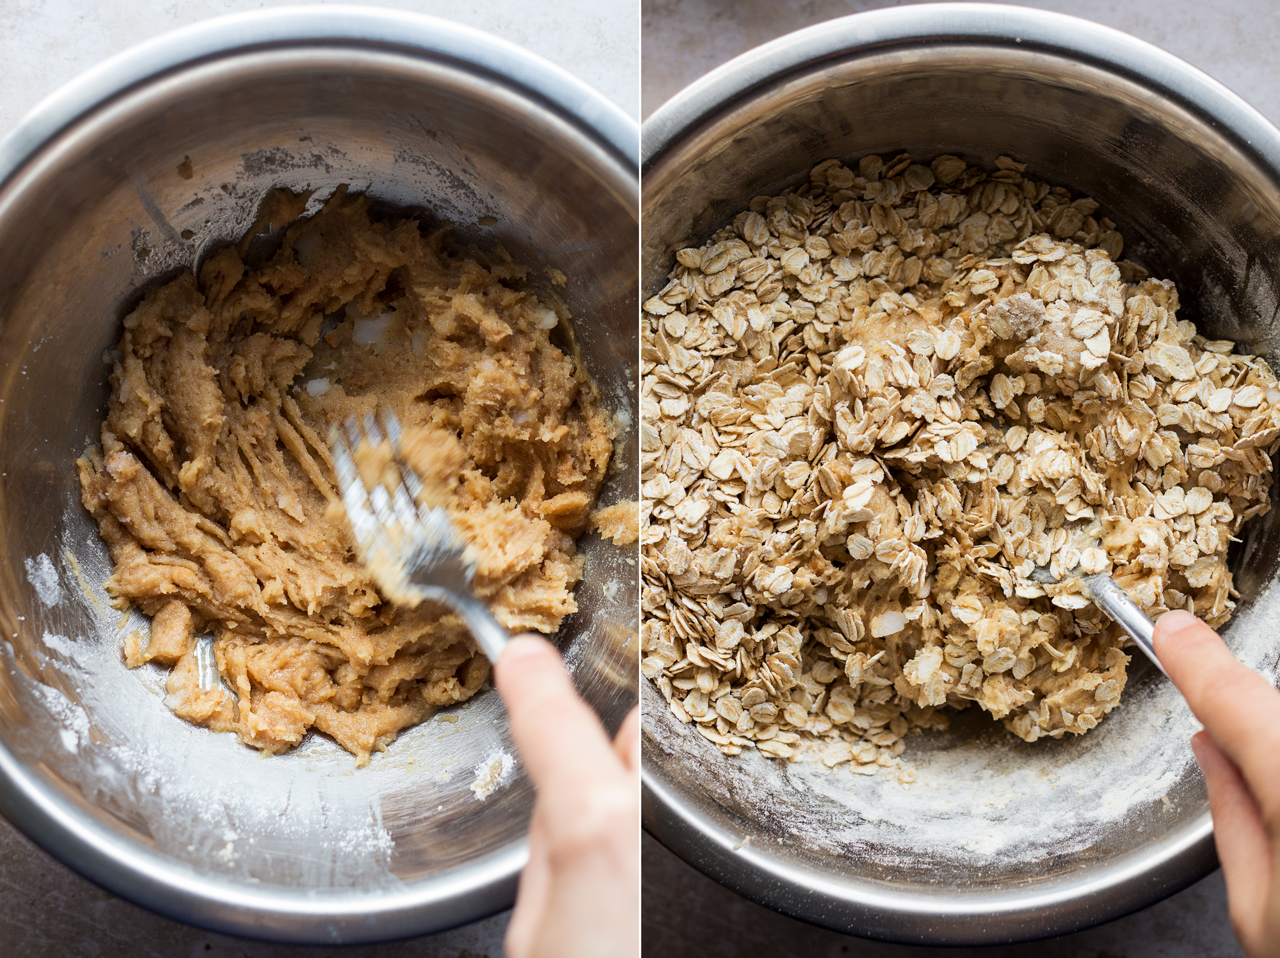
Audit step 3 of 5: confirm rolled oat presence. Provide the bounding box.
[641,155,1280,779]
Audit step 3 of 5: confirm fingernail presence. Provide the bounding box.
[498,634,551,664]
[1189,732,1208,767]
[1154,608,1198,640]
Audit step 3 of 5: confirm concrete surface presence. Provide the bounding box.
[639,1,1274,955]
[641,0,1280,121]
[643,834,1243,957]
[0,810,509,957]
[0,1,636,955]
[1,0,639,131]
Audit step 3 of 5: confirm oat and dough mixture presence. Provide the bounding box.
[641,154,1280,780]
[78,188,614,764]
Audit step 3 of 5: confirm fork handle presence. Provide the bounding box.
[419,586,510,663]
[1081,573,1167,678]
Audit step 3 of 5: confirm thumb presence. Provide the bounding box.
[493,634,620,797]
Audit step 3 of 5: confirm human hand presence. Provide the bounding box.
[1153,609,1280,958]
[492,634,639,958]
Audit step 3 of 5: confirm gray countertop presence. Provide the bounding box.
[0,809,509,957]
[642,0,1280,123]
[639,1,1277,956]
[642,833,1241,957]
[0,2,635,955]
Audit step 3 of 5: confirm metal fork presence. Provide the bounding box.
[329,411,508,663]
[1029,566,1165,677]
[1025,518,1166,677]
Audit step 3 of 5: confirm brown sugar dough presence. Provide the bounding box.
[78,188,615,764]
[591,501,640,545]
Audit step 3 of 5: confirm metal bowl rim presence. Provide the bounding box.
[0,3,639,189]
[636,2,1280,943]
[0,4,638,945]
[642,2,1280,178]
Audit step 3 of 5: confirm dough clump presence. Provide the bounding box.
[79,189,613,764]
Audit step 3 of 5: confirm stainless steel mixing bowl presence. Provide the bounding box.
[642,3,1280,945]
[0,6,637,944]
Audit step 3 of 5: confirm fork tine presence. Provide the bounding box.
[399,458,425,503]
[330,424,353,481]
[330,426,363,513]
[390,473,422,534]
[379,410,427,502]
[343,415,363,451]
[330,424,379,552]
[419,502,462,551]
[381,408,403,450]
[368,482,396,529]
[363,411,383,447]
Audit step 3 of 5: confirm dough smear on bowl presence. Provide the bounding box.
[640,155,1280,780]
[78,188,614,764]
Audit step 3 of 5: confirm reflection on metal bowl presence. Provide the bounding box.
[0,7,637,945]
[641,3,1280,945]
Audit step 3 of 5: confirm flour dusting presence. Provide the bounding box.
[0,525,530,891]
[24,554,63,608]
[645,574,1280,885]
[26,680,90,753]
[470,750,514,800]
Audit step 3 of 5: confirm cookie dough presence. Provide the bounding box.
[79,188,614,763]
[591,501,640,546]
[641,155,1280,776]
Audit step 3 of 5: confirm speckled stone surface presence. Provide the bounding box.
[641,0,1280,122]
[642,834,1242,958]
[639,1,1275,955]
[0,1,636,955]
[0,809,511,957]
[0,0,638,131]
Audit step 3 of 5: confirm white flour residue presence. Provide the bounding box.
[611,394,635,433]
[470,750,514,800]
[27,680,90,753]
[0,525,528,891]
[646,676,1200,888]
[1249,580,1280,683]
[644,571,1280,883]
[41,631,78,662]
[24,553,63,608]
